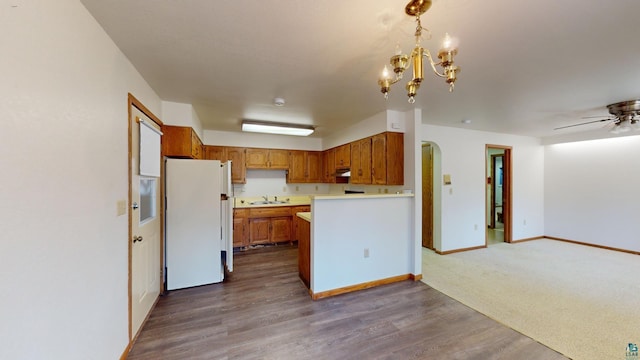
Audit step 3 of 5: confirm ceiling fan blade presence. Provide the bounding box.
[553,118,613,130]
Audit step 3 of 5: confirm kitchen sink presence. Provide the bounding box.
[248,200,289,205]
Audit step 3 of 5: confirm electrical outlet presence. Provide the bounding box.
[315,185,318,191]
[449,188,453,195]
[282,186,287,192]
[378,188,381,193]
[364,248,370,258]
[523,219,527,226]
[474,224,478,230]
[295,186,299,191]
[384,188,388,193]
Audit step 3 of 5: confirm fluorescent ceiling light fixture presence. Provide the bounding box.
[241,120,314,136]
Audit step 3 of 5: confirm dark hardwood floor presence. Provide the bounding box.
[127,244,567,359]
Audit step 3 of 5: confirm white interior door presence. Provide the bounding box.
[130,107,161,338]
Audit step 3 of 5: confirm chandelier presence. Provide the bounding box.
[378,0,460,103]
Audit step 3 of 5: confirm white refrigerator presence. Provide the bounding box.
[165,158,233,291]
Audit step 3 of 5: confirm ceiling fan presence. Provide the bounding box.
[554,99,640,133]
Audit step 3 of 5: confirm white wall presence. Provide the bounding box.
[311,196,413,293]
[544,135,640,252]
[322,111,389,149]
[0,1,160,359]
[161,101,203,138]
[421,125,545,252]
[235,170,329,197]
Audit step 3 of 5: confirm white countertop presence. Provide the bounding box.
[311,193,414,200]
[296,212,311,222]
[234,195,311,208]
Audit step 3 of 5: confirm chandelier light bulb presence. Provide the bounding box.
[395,44,403,56]
[441,33,459,52]
[381,65,391,80]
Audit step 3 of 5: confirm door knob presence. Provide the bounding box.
[132,202,139,210]
[133,235,143,243]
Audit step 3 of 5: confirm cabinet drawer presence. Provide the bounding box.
[249,207,291,218]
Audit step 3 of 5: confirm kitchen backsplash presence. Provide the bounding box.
[232,169,407,198]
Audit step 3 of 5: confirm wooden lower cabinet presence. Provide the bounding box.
[233,209,249,248]
[297,217,311,288]
[249,218,271,245]
[249,217,291,245]
[246,206,293,245]
[290,206,311,240]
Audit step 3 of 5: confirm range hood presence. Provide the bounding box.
[335,169,351,177]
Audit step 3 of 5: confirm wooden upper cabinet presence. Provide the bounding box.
[371,132,404,185]
[350,138,372,184]
[287,150,322,183]
[306,151,322,183]
[225,147,246,184]
[335,143,351,169]
[246,148,289,169]
[203,145,227,161]
[322,148,336,183]
[162,125,203,159]
[287,150,307,183]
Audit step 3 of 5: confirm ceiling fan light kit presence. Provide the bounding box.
[553,99,640,133]
[378,0,460,103]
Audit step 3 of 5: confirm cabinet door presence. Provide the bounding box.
[335,144,351,169]
[287,150,306,183]
[360,138,372,184]
[249,218,270,244]
[204,145,227,161]
[191,129,203,159]
[162,125,200,159]
[226,147,246,184]
[322,148,336,183]
[385,132,404,185]
[233,217,247,248]
[306,151,322,183]
[351,138,371,184]
[270,217,292,243]
[350,141,360,183]
[246,148,269,168]
[371,134,387,185]
[268,149,289,169]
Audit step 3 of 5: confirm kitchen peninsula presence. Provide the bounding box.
[297,193,415,299]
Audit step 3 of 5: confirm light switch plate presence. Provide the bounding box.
[117,200,127,216]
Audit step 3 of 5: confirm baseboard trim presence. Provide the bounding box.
[410,273,423,281]
[311,274,411,300]
[436,245,486,255]
[545,236,640,256]
[510,236,545,243]
[119,343,132,360]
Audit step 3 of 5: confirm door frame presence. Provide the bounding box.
[421,143,433,249]
[127,93,164,342]
[485,145,512,243]
[489,153,503,229]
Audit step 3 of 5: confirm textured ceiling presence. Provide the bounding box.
[80,0,640,139]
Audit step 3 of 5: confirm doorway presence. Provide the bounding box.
[128,94,163,342]
[486,145,512,244]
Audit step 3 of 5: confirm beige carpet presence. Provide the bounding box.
[421,239,640,360]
